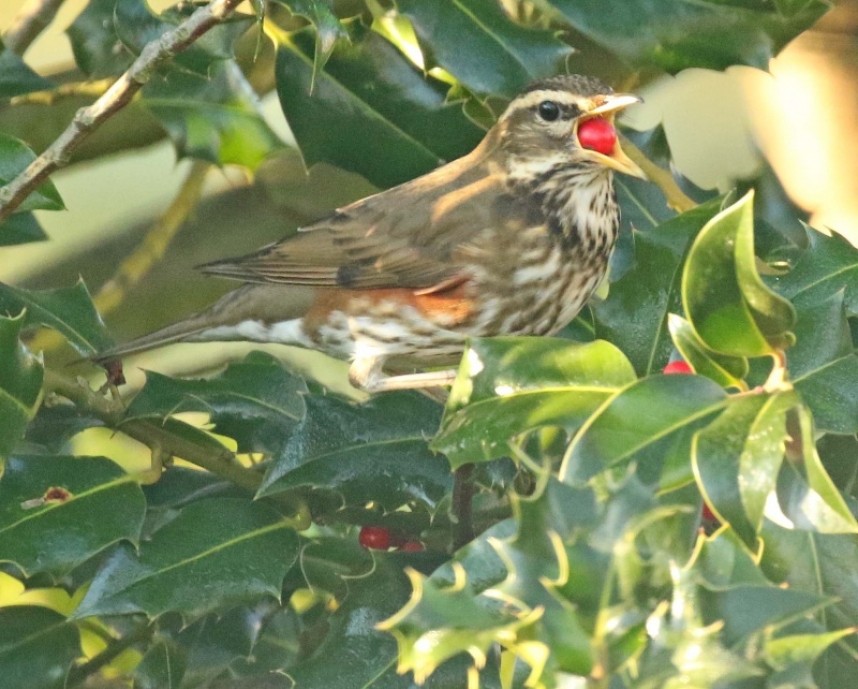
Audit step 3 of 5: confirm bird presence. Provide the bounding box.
[97,74,645,392]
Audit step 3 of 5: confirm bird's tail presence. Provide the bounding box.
[93,283,315,363]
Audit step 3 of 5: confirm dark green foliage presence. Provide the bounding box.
[0,2,855,688]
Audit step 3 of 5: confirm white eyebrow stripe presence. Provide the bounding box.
[500,90,588,121]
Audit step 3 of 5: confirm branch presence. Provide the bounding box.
[620,135,698,213]
[0,0,245,224]
[3,0,66,55]
[43,368,264,493]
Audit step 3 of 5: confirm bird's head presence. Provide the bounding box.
[498,74,645,183]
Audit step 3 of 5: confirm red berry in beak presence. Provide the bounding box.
[578,118,617,156]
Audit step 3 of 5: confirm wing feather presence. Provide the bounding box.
[199,130,508,290]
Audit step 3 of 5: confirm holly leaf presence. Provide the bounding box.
[275,24,483,188]
[668,313,749,389]
[398,0,573,97]
[561,374,728,486]
[67,0,135,77]
[0,279,114,356]
[0,455,145,577]
[0,607,79,689]
[115,0,253,76]
[789,291,858,434]
[692,391,796,547]
[133,638,187,689]
[74,498,299,618]
[774,226,858,317]
[0,133,64,214]
[0,41,53,98]
[0,313,43,458]
[126,351,307,457]
[0,212,48,247]
[775,406,858,535]
[434,337,636,467]
[592,200,723,375]
[682,191,796,357]
[258,392,450,512]
[271,0,349,76]
[285,555,412,687]
[143,62,284,169]
[546,0,831,72]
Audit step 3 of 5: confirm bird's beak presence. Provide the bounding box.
[576,93,646,179]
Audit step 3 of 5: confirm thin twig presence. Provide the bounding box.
[0,0,245,225]
[620,134,698,213]
[10,78,114,106]
[43,368,264,492]
[65,622,153,689]
[3,0,66,55]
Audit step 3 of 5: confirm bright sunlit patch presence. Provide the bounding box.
[494,384,516,396]
[466,348,485,376]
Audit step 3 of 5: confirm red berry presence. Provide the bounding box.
[399,540,425,552]
[701,502,718,522]
[577,118,617,156]
[663,360,694,375]
[358,526,392,550]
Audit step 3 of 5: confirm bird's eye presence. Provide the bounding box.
[537,100,560,122]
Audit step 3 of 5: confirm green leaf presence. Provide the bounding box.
[698,583,830,647]
[134,638,187,689]
[668,313,749,389]
[0,132,64,213]
[74,498,299,618]
[127,351,307,457]
[789,291,858,433]
[0,212,48,246]
[258,392,450,512]
[593,200,723,375]
[275,24,483,188]
[170,606,261,686]
[271,0,348,75]
[434,337,636,467]
[0,313,43,458]
[113,0,254,76]
[143,62,284,170]
[761,522,858,630]
[22,403,103,453]
[398,0,573,97]
[764,627,855,673]
[67,0,135,77]
[774,406,858,535]
[693,391,796,547]
[561,374,727,485]
[0,606,79,689]
[694,528,771,589]
[774,226,858,316]
[546,0,831,72]
[0,279,114,356]
[682,191,796,357]
[0,455,145,577]
[286,555,412,687]
[380,568,533,684]
[0,42,54,98]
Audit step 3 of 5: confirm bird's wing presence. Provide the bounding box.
[199,135,511,291]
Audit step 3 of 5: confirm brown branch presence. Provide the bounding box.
[0,0,245,224]
[43,368,263,493]
[620,134,698,213]
[3,0,66,55]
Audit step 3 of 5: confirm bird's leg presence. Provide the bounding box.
[349,357,457,393]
